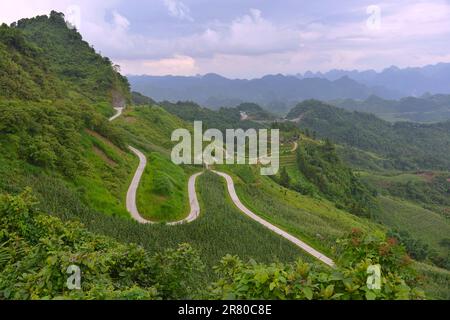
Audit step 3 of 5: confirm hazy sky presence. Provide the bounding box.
[1,0,450,78]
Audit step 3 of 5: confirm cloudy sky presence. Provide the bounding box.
[1,0,450,78]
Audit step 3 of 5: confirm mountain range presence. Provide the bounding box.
[298,63,450,97]
[129,63,450,114]
[128,73,402,113]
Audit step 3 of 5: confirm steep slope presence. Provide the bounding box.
[15,11,129,104]
[0,16,136,219]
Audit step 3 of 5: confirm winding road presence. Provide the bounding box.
[109,107,334,266]
[109,107,204,225]
[126,147,203,225]
[212,170,335,267]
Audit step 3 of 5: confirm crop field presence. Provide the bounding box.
[377,196,450,256]
[9,168,314,281]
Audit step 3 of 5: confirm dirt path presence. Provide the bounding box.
[212,170,335,267]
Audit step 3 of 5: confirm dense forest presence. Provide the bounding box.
[294,139,378,217]
[331,94,450,123]
[287,100,450,171]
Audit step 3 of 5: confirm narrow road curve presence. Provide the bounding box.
[126,146,203,225]
[126,146,149,224]
[109,106,203,225]
[212,170,335,267]
[109,107,124,122]
[291,141,298,153]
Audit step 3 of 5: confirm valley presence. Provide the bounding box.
[0,11,449,301]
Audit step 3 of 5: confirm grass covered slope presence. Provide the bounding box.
[358,171,450,269]
[112,105,197,222]
[136,152,190,222]
[378,197,450,263]
[115,105,189,155]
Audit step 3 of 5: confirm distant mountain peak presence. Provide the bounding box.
[202,73,226,80]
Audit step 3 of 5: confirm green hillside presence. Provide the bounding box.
[331,94,450,123]
[0,12,447,300]
[287,100,450,171]
[16,11,130,104]
[216,164,384,258]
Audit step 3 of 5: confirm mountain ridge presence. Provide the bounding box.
[129,73,402,113]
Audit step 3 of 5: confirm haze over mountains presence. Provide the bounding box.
[298,63,450,97]
[128,63,450,114]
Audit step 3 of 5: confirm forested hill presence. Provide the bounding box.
[1,11,129,104]
[0,11,131,178]
[286,100,450,171]
[330,94,450,123]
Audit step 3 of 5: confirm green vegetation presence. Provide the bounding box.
[115,105,189,155]
[0,191,426,300]
[131,91,156,106]
[287,100,450,171]
[161,100,267,131]
[357,171,449,269]
[216,164,383,258]
[360,171,450,217]
[294,138,378,217]
[136,153,190,222]
[0,190,204,300]
[414,262,450,300]
[0,101,135,220]
[377,196,450,269]
[210,230,424,300]
[16,11,130,103]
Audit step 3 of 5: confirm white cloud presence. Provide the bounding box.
[163,0,193,21]
[1,0,450,77]
[116,55,198,76]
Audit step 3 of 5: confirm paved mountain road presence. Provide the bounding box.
[212,170,335,267]
[109,107,204,225]
[109,107,334,266]
[109,107,124,122]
